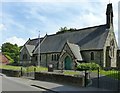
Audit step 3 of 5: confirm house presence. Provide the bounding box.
[20,3,119,69]
[0,52,9,65]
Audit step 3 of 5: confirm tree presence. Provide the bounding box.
[59,27,68,31]
[56,26,76,34]
[19,46,23,50]
[2,42,20,64]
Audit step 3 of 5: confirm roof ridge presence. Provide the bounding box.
[30,37,43,41]
[46,24,106,37]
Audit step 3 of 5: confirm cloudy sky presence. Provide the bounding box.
[1,0,120,47]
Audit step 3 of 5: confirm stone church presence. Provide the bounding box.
[20,3,120,69]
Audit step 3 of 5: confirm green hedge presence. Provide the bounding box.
[77,62,100,70]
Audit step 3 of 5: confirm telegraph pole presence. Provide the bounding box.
[38,31,40,67]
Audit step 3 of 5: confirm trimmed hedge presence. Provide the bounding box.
[77,62,100,70]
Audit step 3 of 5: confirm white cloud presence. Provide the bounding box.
[2,1,119,47]
[4,36,27,46]
[0,24,7,31]
[2,0,91,3]
[2,0,119,3]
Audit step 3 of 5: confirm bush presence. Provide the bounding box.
[77,62,100,70]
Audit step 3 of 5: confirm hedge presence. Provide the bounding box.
[77,62,100,70]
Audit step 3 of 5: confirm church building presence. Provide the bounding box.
[20,3,119,69]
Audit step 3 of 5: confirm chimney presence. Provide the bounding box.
[106,3,113,28]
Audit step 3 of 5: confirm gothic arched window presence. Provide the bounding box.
[57,54,59,61]
[51,54,59,61]
[23,54,27,60]
[91,52,94,60]
[109,39,114,58]
[52,54,53,61]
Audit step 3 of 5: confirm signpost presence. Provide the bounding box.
[38,31,40,67]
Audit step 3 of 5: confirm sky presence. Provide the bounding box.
[1,0,120,47]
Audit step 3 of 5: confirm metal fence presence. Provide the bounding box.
[85,68,120,92]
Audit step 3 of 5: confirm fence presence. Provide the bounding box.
[85,67,120,92]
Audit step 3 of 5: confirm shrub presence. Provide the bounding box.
[77,62,100,70]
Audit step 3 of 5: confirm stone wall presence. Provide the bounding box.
[1,69,21,77]
[35,72,84,87]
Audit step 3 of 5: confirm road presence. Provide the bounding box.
[0,73,118,93]
[0,73,50,92]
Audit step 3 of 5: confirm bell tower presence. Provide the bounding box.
[106,3,113,28]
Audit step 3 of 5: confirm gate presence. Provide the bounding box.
[21,66,36,79]
[88,68,120,92]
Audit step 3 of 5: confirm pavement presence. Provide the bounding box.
[8,76,113,92]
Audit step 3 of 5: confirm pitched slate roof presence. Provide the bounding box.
[67,42,83,61]
[33,24,108,54]
[20,37,44,55]
[26,38,43,46]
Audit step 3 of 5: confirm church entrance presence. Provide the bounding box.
[64,56,72,70]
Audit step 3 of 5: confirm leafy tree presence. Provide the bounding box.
[56,26,76,34]
[19,46,23,50]
[2,42,20,64]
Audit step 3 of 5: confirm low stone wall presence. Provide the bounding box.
[35,72,84,87]
[1,69,21,77]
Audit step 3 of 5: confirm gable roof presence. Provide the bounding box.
[20,37,44,54]
[67,42,83,61]
[34,24,109,54]
[25,45,35,56]
[26,38,43,46]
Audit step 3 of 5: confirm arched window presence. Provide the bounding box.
[35,56,37,61]
[54,54,56,61]
[23,54,27,60]
[51,54,59,61]
[91,52,94,60]
[52,54,54,61]
[109,39,114,58]
[57,54,59,61]
[40,55,41,61]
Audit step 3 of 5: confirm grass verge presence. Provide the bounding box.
[0,65,48,72]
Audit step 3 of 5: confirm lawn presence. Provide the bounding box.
[0,65,48,72]
[92,69,120,80]
[63,70,80,76]
[100,70,120,80]
[0,65,22,71]
[24,66,48,72]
